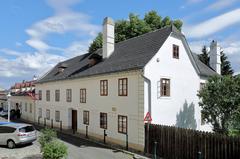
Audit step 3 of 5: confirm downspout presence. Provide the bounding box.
[141,70,151,116]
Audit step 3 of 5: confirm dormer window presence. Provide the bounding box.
[57,63,68,73]
[173,44,179,59]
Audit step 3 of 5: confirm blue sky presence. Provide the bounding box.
[0,0,239,89]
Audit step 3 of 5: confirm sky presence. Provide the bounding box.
[0,0,239,89]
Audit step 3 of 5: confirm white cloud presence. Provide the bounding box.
[64,40,91,57]
[0,48,22,56]
[184,8,240,38]
[222,41,240,55]
[206,0,237,11]
[0,0,100,83]
[0,51,65,78]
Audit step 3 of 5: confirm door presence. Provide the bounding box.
[72,110,77,130]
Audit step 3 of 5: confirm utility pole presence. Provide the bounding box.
[7,92,11,122]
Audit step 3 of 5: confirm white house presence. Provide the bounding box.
[35,17,220,151]
[10,80,37,122]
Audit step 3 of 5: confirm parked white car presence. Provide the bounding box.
[0,122,37,148]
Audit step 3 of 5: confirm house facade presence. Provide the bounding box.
[0,88,7,110]
[10,80,36,122]
[35,17,220,151]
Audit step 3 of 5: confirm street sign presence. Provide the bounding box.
[144,112,152,122]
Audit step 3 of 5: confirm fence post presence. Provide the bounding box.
[154,141,157,159]
[146,122,150,154]
[60,120,62,131]
[126,133,128,150]
[86,125,88,138]
[104,129,107,144]
[197,151,202,159]
[51,119,53,128]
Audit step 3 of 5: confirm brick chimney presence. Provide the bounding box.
[102,17,115,59]
[209,40,221,75]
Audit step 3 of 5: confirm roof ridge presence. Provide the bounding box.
[115,25,173,45]
[90,25,178,54]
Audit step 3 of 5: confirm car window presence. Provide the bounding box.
[0,126,16,133]
[19,126,35,133]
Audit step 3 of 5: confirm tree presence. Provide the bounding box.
[221,51,234,76]
[198,46,234,76]
[88,33,103,54]
[176,101,197,129]
[88,11,183,53]
[198,45,209,66]
[198,75,240,135]
[144,10,162,31]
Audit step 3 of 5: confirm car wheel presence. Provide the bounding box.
[7,140,15,149]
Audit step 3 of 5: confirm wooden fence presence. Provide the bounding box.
[145,124,240,159]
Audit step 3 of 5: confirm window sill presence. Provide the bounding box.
[158,96,171,100]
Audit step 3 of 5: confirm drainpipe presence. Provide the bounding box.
[141,71,151,115]
[141,70,152,154]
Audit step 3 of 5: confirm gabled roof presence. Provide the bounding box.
[37,25,217,84]
[192,53,218,77]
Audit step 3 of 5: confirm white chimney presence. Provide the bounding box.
[102,17,115,59]
[209,40,221,75]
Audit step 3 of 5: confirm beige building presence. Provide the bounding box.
[10,81,36,122]
[35,17,219,151]
[0,87,7,110]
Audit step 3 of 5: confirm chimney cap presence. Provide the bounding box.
[103,17,114,25]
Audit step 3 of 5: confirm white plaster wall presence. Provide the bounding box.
[36,70,145,149]
[144,34,209,131]
[10,96,36,122]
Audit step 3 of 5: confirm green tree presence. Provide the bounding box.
[176,101,197,129]
[144,10,162,31]
[88,33,103,54]
[221,51,234,76]
[198,46,234,76]
[198,75,240,135]
[88,11,183,53]
[43,140,68,159]
[198,45,209,66]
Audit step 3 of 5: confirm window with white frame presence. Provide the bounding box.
[25,103,27,112]
[55,90,60,102]
[118,115,127,134]
[39,90,42,100]
[55,111,60,122]
[66,89,72,102]
[83,110,89,125]
[46,90,50,101]
[46,109,50,120]
[38,108,42,118]
[29,103,32,113]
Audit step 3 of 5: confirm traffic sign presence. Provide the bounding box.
[144,112,152,122]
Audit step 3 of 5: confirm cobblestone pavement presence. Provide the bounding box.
[0,117,137,159]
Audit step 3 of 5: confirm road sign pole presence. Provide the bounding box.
[144,112,152,154]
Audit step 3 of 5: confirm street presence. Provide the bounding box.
[0,117,136,159]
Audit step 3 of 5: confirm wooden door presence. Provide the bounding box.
[72,110,77,130]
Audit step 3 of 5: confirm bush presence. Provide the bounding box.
[42,140,68,159]
[39,128,57,151]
